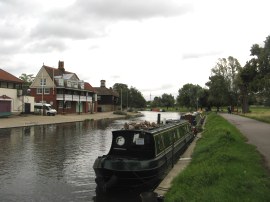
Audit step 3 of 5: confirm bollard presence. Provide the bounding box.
[140,192,158,202]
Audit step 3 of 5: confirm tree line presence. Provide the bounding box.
[19,35,270,112]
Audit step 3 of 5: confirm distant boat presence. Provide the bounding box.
[93,116,195,192]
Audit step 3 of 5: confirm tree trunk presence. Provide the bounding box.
[241,85,249,113]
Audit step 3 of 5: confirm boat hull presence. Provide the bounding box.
[93,134,194,192]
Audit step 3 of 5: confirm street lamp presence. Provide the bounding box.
[120,88,122,111]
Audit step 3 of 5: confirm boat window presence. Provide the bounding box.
[179,127,185,137]
[154,134,164,155]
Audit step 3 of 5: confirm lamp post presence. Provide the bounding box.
[120,88,122,111]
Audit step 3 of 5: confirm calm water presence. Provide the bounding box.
[0,111,181,202]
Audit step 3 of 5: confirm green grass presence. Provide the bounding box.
[165,112,270,202]
[241,106,270,124]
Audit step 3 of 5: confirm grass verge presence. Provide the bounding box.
[165,112,270,202]
[241,106,270,124]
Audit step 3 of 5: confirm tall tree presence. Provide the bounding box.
[207,56,242,110]
[160,93,175,109]
[177,83,203,110]
[113,83,129,109]
[238,59,257,113]
[206,75,229,110]
[248,35,270,106]
[151,96,162,108]
[128,86,146,109]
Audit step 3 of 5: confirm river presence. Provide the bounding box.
[0,111,181,202]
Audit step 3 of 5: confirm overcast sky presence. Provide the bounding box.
[1,0,270,100]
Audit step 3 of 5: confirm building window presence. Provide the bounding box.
[8,83,14,89]
[97,95,101,101]
[0,82,7,88]
[37,88,42,94]
[44,88,50,94]
[37,88,50,94]
[66,101,71,109]
[40,78,46,86]
[59,101,63,108]
[60,101,71,109]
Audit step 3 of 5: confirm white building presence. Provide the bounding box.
[0,68,34,116]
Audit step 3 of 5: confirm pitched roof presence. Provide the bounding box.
[0,69,23,83]
[43,65,78,80]
[94,86,119,97]
[43,65,96,93]
[84,82,96,93]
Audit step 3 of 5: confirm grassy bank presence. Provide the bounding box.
[241,106,270,124]
[165,112,270,202]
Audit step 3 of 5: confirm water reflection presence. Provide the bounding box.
[0,111,181,201]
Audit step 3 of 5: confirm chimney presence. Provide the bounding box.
[100,80,106,87]
[58,61,65,72]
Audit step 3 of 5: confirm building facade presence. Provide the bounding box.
[94,80,119,112]
[0,69,34,116]
[30,61,97,114]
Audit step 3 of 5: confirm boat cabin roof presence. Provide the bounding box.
[107,119,189,159]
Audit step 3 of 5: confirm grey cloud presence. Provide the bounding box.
[0,21,22,39]
[73,0,192,20]
[30,20,102,39]
[35,0,192,40]
[0,0,38,18]
[0,43,22,55]
[26,39,67,53]
[182,51,222,59]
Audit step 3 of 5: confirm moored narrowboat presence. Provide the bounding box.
[93,118,194,192]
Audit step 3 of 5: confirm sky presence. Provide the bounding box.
[1,0,270,101]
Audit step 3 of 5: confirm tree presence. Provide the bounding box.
[238,59,258,113]
[160,93,175,109]
[113,83,129,109]
[151,96,162,108]
[19,73,35,94]
[19,73,35,85]
[128,86,146,108]
[206,75,229,110]
[177,84,203,110]
[248,35,270,106]
[206,56,242,111]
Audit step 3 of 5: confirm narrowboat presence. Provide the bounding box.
[93,117,195,192]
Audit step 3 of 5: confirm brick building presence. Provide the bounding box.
[30,61,97,114]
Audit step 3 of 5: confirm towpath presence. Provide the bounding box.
[220,113,270,169]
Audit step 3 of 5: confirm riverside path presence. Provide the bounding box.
[220,113,270,169]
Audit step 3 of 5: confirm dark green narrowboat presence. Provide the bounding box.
[93,118,194,192]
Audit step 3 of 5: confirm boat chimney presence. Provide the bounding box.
[157,113,161,124]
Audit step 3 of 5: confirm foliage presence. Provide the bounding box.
[161,93,175,109]
[247,35,270,106]
[19,73,35,94]
[19,73,35,85]
[113,83,129,108]
[150,94,175,109]
[176,83,203,110]
[151,96,162,108]
[206,56,242,110]
[128,86,146,108]
[165,113,270,202]
[113,83,147,109]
